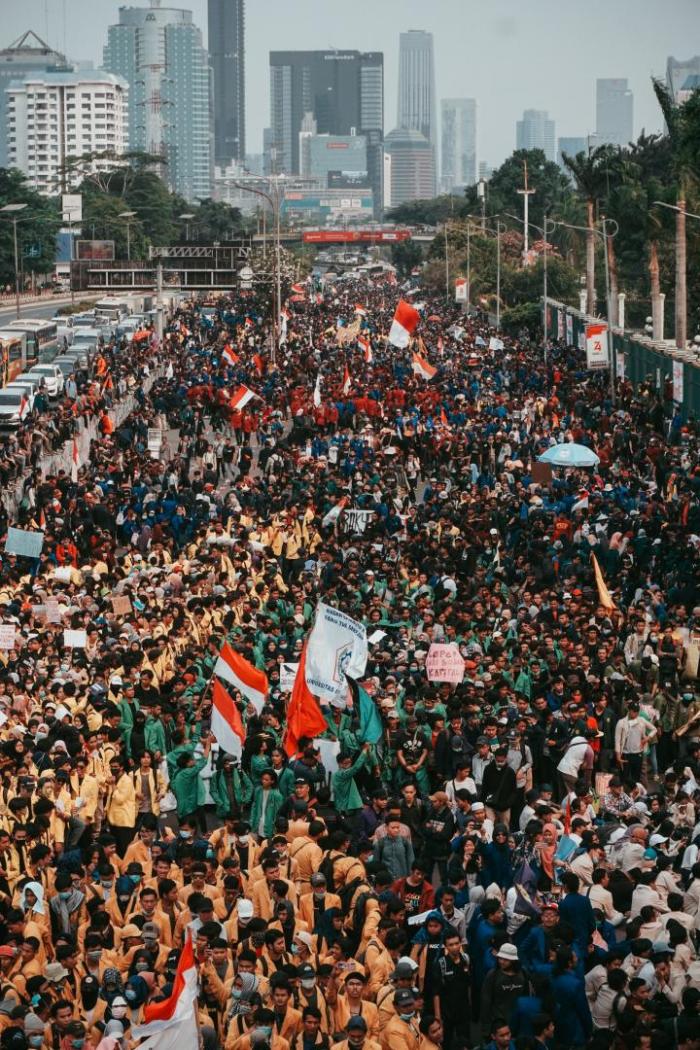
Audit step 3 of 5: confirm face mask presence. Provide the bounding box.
[71,1041,85,1049]
[59,891,72,900]
[111,1007,127,1019]
[238,835,249,845]
[29,1038,43,1048]
[125,989,137,1002]
[179,830,192,839]
[301,979,315,990]
[254,1028,272,1040]
[399,1012,415,1022]
[232,989,243,1000]
[129,875,141,885]
[135,962,149,973]
[101,881,113,890]
[87,950,102,961]
[290,945,299,956]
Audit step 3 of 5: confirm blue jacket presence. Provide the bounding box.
[552,971,592,1046]
[519,926,551,977]
[511,994,546,1037]
[558,891,595,954]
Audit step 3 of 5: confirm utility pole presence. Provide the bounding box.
[155,258,163,342]
[516,159,536,259]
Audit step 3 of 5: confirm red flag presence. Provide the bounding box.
[284,642,327,757]
[440,407,448,426]
[564,795,571,836]
[211,680,246,759]
[253,353,264,376]
[142,930,197,1025]
[342,363,351,395]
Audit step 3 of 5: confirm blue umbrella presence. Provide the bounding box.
[538,443,600,468]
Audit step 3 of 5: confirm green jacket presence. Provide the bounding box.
[171,756,208,819]
[331,752,367,813]
[144,716,167,756]
[210,767,253,817]
[249,786,284,838]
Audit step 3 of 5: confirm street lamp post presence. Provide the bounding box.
[119,210,136,262]
[495,220,506,329]
[443,221,450,301]
[0,203,28,319]
[556,217,619,404]
[503,210,557,357]
[231,175,284,366]
[179,212,195,242]
[653,200,700,349]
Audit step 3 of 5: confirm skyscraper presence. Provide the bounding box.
[7,70,129,195]
[268,50,383,215]
[441,98,476,192]
[666,55,700,103]
[208,0,245,167]
[384,128,435,209]
[596,79,633,146]
[103,1,211,202]
[0,31,67,168]
[516,109,556,163]
[397,31,436,147]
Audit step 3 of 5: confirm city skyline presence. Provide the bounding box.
[2,0,700,174]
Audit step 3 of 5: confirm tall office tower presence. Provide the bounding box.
[384,128,435,208]
[558,136,587,170]
[596,79,633,146]
[268,50,383,216]
[516,109,556,163]
[0,31,67,168]
[208,0,245,167]
[441,98,476,192]
[104,1,211,202]
[7,70,129,195]
[397,31,436,147]
[666,55,700,103]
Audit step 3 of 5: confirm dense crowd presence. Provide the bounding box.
[0,269,695,1050]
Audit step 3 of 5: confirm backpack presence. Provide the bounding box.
[318,849,342,887]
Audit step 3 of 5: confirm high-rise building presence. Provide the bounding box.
[6,69,128,195]
[596,79,633,146]
[557,136,587,170]
[307,134,368,185]
[384,127,435,209]
[0,31,67,168]
[268,50,383,216]
[397,31,436,144]
[208,0,245,167]
[666,55,700,103]
[103,1,211,202]
[516,109,556,162]
[440,98,476,192]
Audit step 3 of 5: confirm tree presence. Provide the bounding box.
[652,79,698,348]
[386,195,468,226]
[391,239,424,277]
[464,149,572,232]
[562,146,610,315]
[0,168,59,287]
[189,198,244,242]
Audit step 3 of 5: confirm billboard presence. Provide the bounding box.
[76,240,115,261]
[61,194,82,223]
[585,322,610,370]
[455,278,467,302]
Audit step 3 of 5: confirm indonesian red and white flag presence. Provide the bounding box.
[71,435,80,482]
[571,490,589,514]
[358,335,372,364]
[437,336,444,356]
[222,345,239,367]
[388,299,420,348]
[412,352,437,380]
[211,680,246,759]
[342,364,351,395]
[18,394,29,421]
[132,931,198,1043]
[244,317,254,329]
[291,282,306,294]
[214,642,268,714]
[322,496,348,528]
[313,372,322,408]
[230,385,256,411]
[354,304,367,316]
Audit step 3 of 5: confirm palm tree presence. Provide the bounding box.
[652,78,694,348]
[562,146,609,315]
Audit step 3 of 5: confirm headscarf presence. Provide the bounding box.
[100,968,124,1002]
[124,974,152,1008]
[49,885,84,934]
[229,971,260,1019]
[20,880,45,915]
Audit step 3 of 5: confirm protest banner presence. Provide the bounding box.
[426,643,465,683]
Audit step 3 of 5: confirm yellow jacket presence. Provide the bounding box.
[106,773,136,827]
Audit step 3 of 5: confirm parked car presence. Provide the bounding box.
[23,364,65,398]
[0,388,32,427]
[5,381,37,412]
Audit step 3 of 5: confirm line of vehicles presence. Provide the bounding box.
[0,296,154,428]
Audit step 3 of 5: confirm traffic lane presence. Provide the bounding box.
[0,295,97,323]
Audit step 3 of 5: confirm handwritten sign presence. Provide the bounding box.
[425,643,465,684]
[46,600,62,623]
[0,626,16,650]
[5,528,44,559]
[63,629,87,649]
[111,595,132,616]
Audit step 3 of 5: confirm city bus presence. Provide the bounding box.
[7,319,59,363]
[0,331,30,387]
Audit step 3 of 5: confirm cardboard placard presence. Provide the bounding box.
[0,625,16,650]
[5,528,44,559]
[45,599,62,623]
[111,595,133,616]
[425,643,465,684]
[280,662,299,692]
[53,566,72,582]
[531,461,553,485]
[63,629,87,648]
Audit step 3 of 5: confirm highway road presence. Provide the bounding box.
[0,294,96,325]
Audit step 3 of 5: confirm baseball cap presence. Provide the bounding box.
[347,1016,368,1032]
[394,988,416,1008]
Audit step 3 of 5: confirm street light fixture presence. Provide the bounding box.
[0,203,28,319]
[179,212,195,242]
[503,210,557,359]
[119,210,136,262]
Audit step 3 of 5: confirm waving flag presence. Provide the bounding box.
[291,282,306,294]
[214,642,268,713]
[354,304,367,317]
[347,677,383,744]
[358,335,372,364]
[285,643,328,756]
[305,601,368,708]
[322,496,348,529]
[222,345,239,367]
[342,363,351,395]
[592,553,616,611]
[388,299,420,348]
[71,436,80,482]
[313,372,322,408]
[133,931,197,1041]
[412,352,437,380]
[211,680,246,759]
[230,385,256,412]
[280,308,290,344]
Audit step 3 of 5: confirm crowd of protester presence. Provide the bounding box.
[0,269,694,1050]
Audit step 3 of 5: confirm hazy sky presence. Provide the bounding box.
[4,0,700,168]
